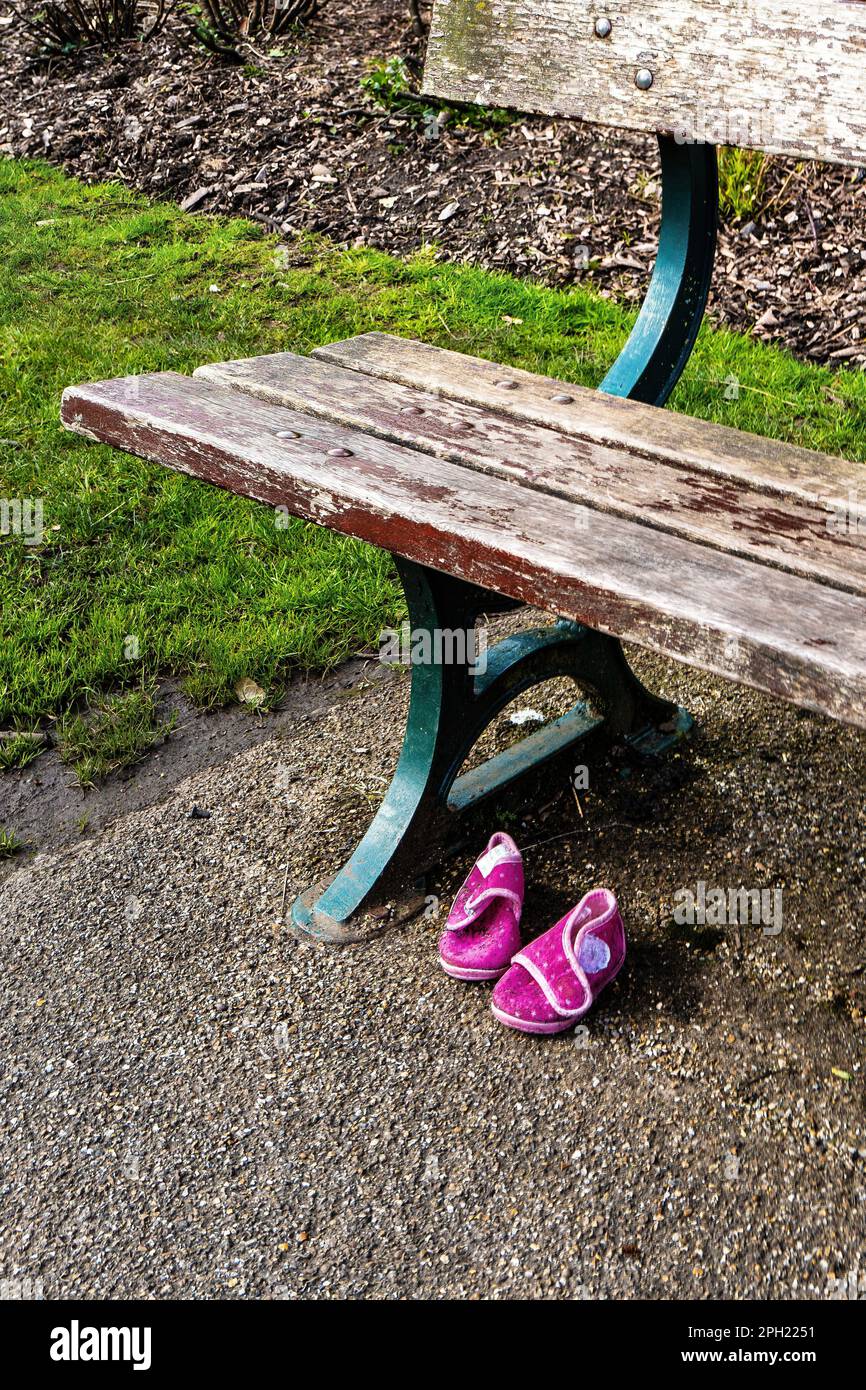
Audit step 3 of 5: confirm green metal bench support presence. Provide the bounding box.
[600,138,719,406]
[292,137,719,939]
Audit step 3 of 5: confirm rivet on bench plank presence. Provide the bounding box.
[551,393,574,404]
[328,446,354,457]
[496,380,518,390]
[594,17,612,39]
[635,68,654,91]
[276,428,300,438]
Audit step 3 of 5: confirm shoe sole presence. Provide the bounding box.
[439,960,508,982]
[490,1003,575,1034]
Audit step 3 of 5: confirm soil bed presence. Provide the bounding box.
[2,1,865,370]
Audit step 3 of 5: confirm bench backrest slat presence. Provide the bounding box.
[422,0,866,167]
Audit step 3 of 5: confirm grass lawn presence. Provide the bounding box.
[1,156,866,779]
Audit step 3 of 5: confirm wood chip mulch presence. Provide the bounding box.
[1,0,865,369]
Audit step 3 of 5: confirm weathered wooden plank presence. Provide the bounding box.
[196,350,866,597]
[313,333,866,516]
[423,0,866,167]
[61,371,866,728]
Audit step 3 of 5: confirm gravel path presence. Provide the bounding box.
[1,631,865,1299]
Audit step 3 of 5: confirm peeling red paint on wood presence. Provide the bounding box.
[196,349,866,597]
[313,334,866,516]
[61,367,866,729]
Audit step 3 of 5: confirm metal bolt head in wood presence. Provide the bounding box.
[635,68,654,90]
[594,17,612,38]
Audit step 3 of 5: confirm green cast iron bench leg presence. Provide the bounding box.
[292,559,691,938]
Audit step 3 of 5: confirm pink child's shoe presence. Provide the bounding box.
[438,832,524,981]
[491,888,625,1033]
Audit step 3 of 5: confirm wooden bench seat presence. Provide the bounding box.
[61,335,866,730]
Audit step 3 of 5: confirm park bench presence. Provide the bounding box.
[61,1,866,939]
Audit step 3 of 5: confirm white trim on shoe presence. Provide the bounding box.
[439,960,508,981]
[449,884,522,930]
[510,948,592,1021]
[490,1002,572,1034]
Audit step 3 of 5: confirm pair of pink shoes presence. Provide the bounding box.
[438,832,625,1035]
